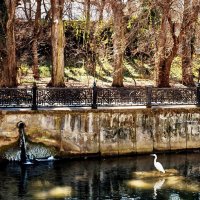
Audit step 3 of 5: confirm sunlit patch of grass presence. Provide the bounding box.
[95,58,113,84]
[19,57,154,87]
[65,65,94,86]
[65,65,87,78]
[123,61,137,83]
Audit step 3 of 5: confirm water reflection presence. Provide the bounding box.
[34,186,72,199]
[0,152,199,200]
[169,193,181,200]
[153,179,165,198]
[18,166,28,197]
[128,173,200,199]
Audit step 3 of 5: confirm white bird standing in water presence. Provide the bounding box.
[150,154,165,173]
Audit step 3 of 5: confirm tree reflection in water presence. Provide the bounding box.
[0,153,199,200]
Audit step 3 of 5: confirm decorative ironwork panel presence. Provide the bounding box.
[0,86,198,108]
[97,87,147,106]
[37,88,92,107]
[151,87,197,105]
[0,88,32,108]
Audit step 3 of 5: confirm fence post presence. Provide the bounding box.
[146,85,152,108]
[197,83,200,106]
[92,81,97,109]
[31,82,38,110]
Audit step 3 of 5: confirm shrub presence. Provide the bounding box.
[39,65,51,77]
[20,64,29,76]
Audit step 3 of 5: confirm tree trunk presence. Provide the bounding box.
[155,13,179,88]
[32,0,41,80]
[85,0,90,31]
[155,0,200,87]
[111,2,125,87]
[181,25,195,86]
[0,0,18,87]
[98,0,105,21]
[32,39,39,79]
[155,16,171,87]
[49,0,65,87]
[0,1,7,81]
[181,0,195,86]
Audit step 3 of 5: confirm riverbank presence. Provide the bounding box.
[0,106,200,160]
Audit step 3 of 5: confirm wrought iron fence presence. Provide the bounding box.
[37,87,92,107]
[151,87,198,105]
[0,88,32,108]
[0,84,199,109]
[96,87,147,106]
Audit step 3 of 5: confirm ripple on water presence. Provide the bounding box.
[2,142,57,161]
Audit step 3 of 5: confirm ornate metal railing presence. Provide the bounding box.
[37,88,92,107]
[96,87,147,106]
[151,87,197,105]
[0,84,199,109]
[0,88,32,108]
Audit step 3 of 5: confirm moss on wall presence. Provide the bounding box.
[0,107,199,159]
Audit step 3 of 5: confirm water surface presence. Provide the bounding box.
[0,153,199,200]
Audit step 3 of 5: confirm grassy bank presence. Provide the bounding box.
[19,56,200,88]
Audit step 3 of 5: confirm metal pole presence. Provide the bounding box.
[92,81,97,109]
[31,82,38,110]
[197,83,200,106]
[146,85,152,108]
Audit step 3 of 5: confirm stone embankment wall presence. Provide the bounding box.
[0,107,200,157]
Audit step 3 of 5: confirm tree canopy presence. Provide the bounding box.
[1,0,200,87]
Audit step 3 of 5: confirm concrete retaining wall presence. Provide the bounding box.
[0,107,200,157]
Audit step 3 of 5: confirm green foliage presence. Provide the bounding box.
[192,55,200,82]
[125,8,155,64]
[39,65,51,77]
[170,56,200,83]
[64,20,89,43]
[20,64,29,76]
[127,16,138,30]
[141,0,161,26]
[64,20,96,69]
[170,57,182,82]
[93,20,113,51]
[148,8,161,27]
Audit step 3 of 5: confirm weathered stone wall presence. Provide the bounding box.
[0,107,200,157]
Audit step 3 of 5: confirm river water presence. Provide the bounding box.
[0,152,199,200]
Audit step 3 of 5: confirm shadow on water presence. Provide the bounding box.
[18,165,30,197]
[17,121,32,165]
[0,152,199,200]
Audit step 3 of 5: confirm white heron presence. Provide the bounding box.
[150,154,165,173]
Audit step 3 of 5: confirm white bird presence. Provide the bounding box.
[150,154,165,173]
